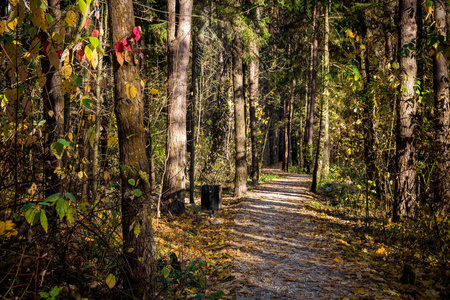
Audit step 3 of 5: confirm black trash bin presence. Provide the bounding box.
[201,185,222,214]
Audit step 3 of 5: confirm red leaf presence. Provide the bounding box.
[84,19,90,29]
[122,38,132,51]
[92,29,99,38]
[132,26,141,42]
[77,49,85,61]
[115,40,124,55]
[43,40,50,54]
[57,50,62,57]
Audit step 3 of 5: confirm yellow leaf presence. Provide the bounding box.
[31,7,45,28]
[334,256,343,263]
[346,30,355,38]
[0,20,6,34]
[9,0,19,7]
[78,171,84,179]
[61,79,76,95]
[105,274,116,288]
[7,18,18,31]
[89,49,98,69]
[39,76,47,88]
[352,287,366,295]
[373,246,386,257]
[65,10,76,27]
[28,183,37,195]
[307,260,319,264]
[48,48,60,71]
[436,216,443,224]
[61,64,73,79]
[134,222,141,237]
[129,84,137,98]
[285,277,297,282]
[238,288,251,294]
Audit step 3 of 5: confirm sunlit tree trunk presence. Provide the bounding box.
[108,0,157,296]
[233,35,247,197]
[249,40,260,183]
[162,0,193,214]
[394,0,418,221]
[433,0,450,216]
[304,1,319,173]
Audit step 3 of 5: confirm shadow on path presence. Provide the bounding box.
[230,167,386,299]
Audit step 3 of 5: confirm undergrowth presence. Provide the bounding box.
[314,164,450,299]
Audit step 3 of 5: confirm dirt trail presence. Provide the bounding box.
[229,167,386,299]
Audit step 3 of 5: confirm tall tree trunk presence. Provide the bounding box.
[233,35,247,197]
[162,0,193,214]
[42,0,64,197]
[394,0,418,221]
[304,1,319,173]
[433,0,450,216]
[249,39,260,183]
[91,3,107,196]
[189,18,205,203]
[311,96,324,193]
[108,0,157,296]
[322,0,330,177]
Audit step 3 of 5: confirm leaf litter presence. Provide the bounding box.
[155,166,448,299]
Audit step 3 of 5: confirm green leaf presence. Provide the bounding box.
[38,202,51,206]
[58,138,70,147]
[128,178,135,186]
[65,192,75,201]
[29,27,37,36]
[40,210,48,232]
[50,286,63,297]
[88,127,95,147]
[106,274,116,288]
[66,207,77,225]
[392,61,399,69]
[162,267,170,278]
[46,13,54,23]
[132,189,142,197]
[39,292,50,298]
[88,36,99,48]
[85,44,93,60]
[82,97,92,109]
[55,198,69,220]
[23,203,35,210]
[75,76,83,87]
[46,192,62,203]
[76,0,87,14]
[24,206,40,225]
[51,141,64,159]
[352,66,360,81]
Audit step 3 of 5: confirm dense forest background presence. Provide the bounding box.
[0,0,449,298]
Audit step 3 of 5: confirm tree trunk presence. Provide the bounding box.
[394,0,418,221]
[304,1,319,173]
[249,39,260,183]
[108,0,157,296]
[162,0,193,215]
[42,0,64,197]
[433,0,450,216]
[322,0,330,177]
[233,35,247,197]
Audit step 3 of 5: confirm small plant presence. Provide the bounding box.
[39,286,63,300]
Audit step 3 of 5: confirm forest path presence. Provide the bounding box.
[229,166,387,299]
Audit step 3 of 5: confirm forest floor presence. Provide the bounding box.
[155,165,446,299]
[229,166,391,299]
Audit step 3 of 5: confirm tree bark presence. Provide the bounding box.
[162,0,193,214]
[394,0,418,221]
[304,1,319,173]
[108,0,157,296]
[323,0,330,177]
[233,35,247,197]
[249,40,260,183]
[42,0,64,197]
[433,0,450,216]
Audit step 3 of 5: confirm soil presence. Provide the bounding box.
[229,166,389,300]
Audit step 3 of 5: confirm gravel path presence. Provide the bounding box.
[229,167,385,300]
